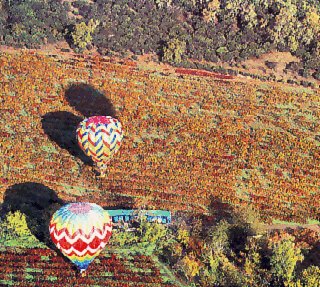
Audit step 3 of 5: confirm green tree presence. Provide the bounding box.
[177,227,190,247]
[238,3,258,29]
[206,219,231,253]
[111,228,138,247]
[270,236,304,286]
[199,220,232,285]
[71,19,99,51]
[200,253,221,285]
[304,7,320,34]
[299,266,320,287]
[232,205,265,236]
[202,0,220,23]
[136,218,167,254]
[243,237,270,287]
[179,253,201,280]
[0,210,45,248]
[162,38,186,63]
[154,0,172,9]
[2,210,31,237]
[200,251,246,287]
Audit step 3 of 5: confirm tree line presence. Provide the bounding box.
[1,0,320,79]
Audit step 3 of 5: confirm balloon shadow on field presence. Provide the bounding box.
[1,182,64,252]
[102,192,135,210]
[41,111,94,166]
[64,83,117,118]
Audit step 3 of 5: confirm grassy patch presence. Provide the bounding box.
[272,219,300,226]
[307,219,320,225]
[47,276,58,281]
[40,144,59,154]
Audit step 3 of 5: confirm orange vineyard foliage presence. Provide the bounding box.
[0,248,175,287]
[0,51,319,223]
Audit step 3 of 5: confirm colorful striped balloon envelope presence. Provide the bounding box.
[49,202,112,274]
[76,116,123,175]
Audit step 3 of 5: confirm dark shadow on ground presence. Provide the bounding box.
[65,83,117,118]
[102,194,135,210]
[203,196,256,255]
[41,111,93,166]
[305,241,320,266]
[297,231,320,270]
[207,195,234,223]
[1,182,64,251]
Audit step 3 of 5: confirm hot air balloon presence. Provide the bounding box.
[76,116,123,177]
[49,202,112,275]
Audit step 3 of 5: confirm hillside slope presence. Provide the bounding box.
[0,51,319,223]
[0,248,180,286]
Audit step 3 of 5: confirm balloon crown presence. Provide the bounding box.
[68,202,93,214]
[86,116,118,126]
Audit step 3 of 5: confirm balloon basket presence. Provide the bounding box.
[97,172,106,178]
[79,270,87,277]
[96,167,107,178]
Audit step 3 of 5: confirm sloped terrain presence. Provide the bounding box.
[0,51,319,222]
[0,248,179,287]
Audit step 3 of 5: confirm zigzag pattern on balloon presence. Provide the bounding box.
[49,222,112,240]
[50,225,112,252]
[77,116,123,165]
[49,223,112,244]
[58,242,108,257]
[67,253,100,262]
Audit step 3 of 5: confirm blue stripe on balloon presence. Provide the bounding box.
[96,143,104,154]
[94,135,102,147]
[97,152,105,159]
[110,134,116,144]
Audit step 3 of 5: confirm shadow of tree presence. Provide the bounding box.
[65,83,117,118]
[102,193,135,210]
[207,195,234,222]
[41,111,93,166]
[1,182,64,250]
[203,196,256,254]
[298,234,320,270]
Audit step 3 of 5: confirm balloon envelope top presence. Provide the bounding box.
[85,116,117,126]
[49,202,112,272]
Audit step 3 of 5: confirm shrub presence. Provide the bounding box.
[2,210,31,237]
[0,211,45,248]
[162,38,186,64]
[270,236,304,285]
[312,70,320,80]
[179,254,201,280]
[300,266,320,287]
[71,19,99,51]
[265,61,278,70]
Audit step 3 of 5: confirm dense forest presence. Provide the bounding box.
[1,0,320,80]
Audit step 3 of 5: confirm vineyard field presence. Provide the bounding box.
[0,51,319,223]
[0,248,180,287]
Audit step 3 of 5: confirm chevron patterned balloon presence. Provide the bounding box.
[49,202,112,273]
[76,116,123,169]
